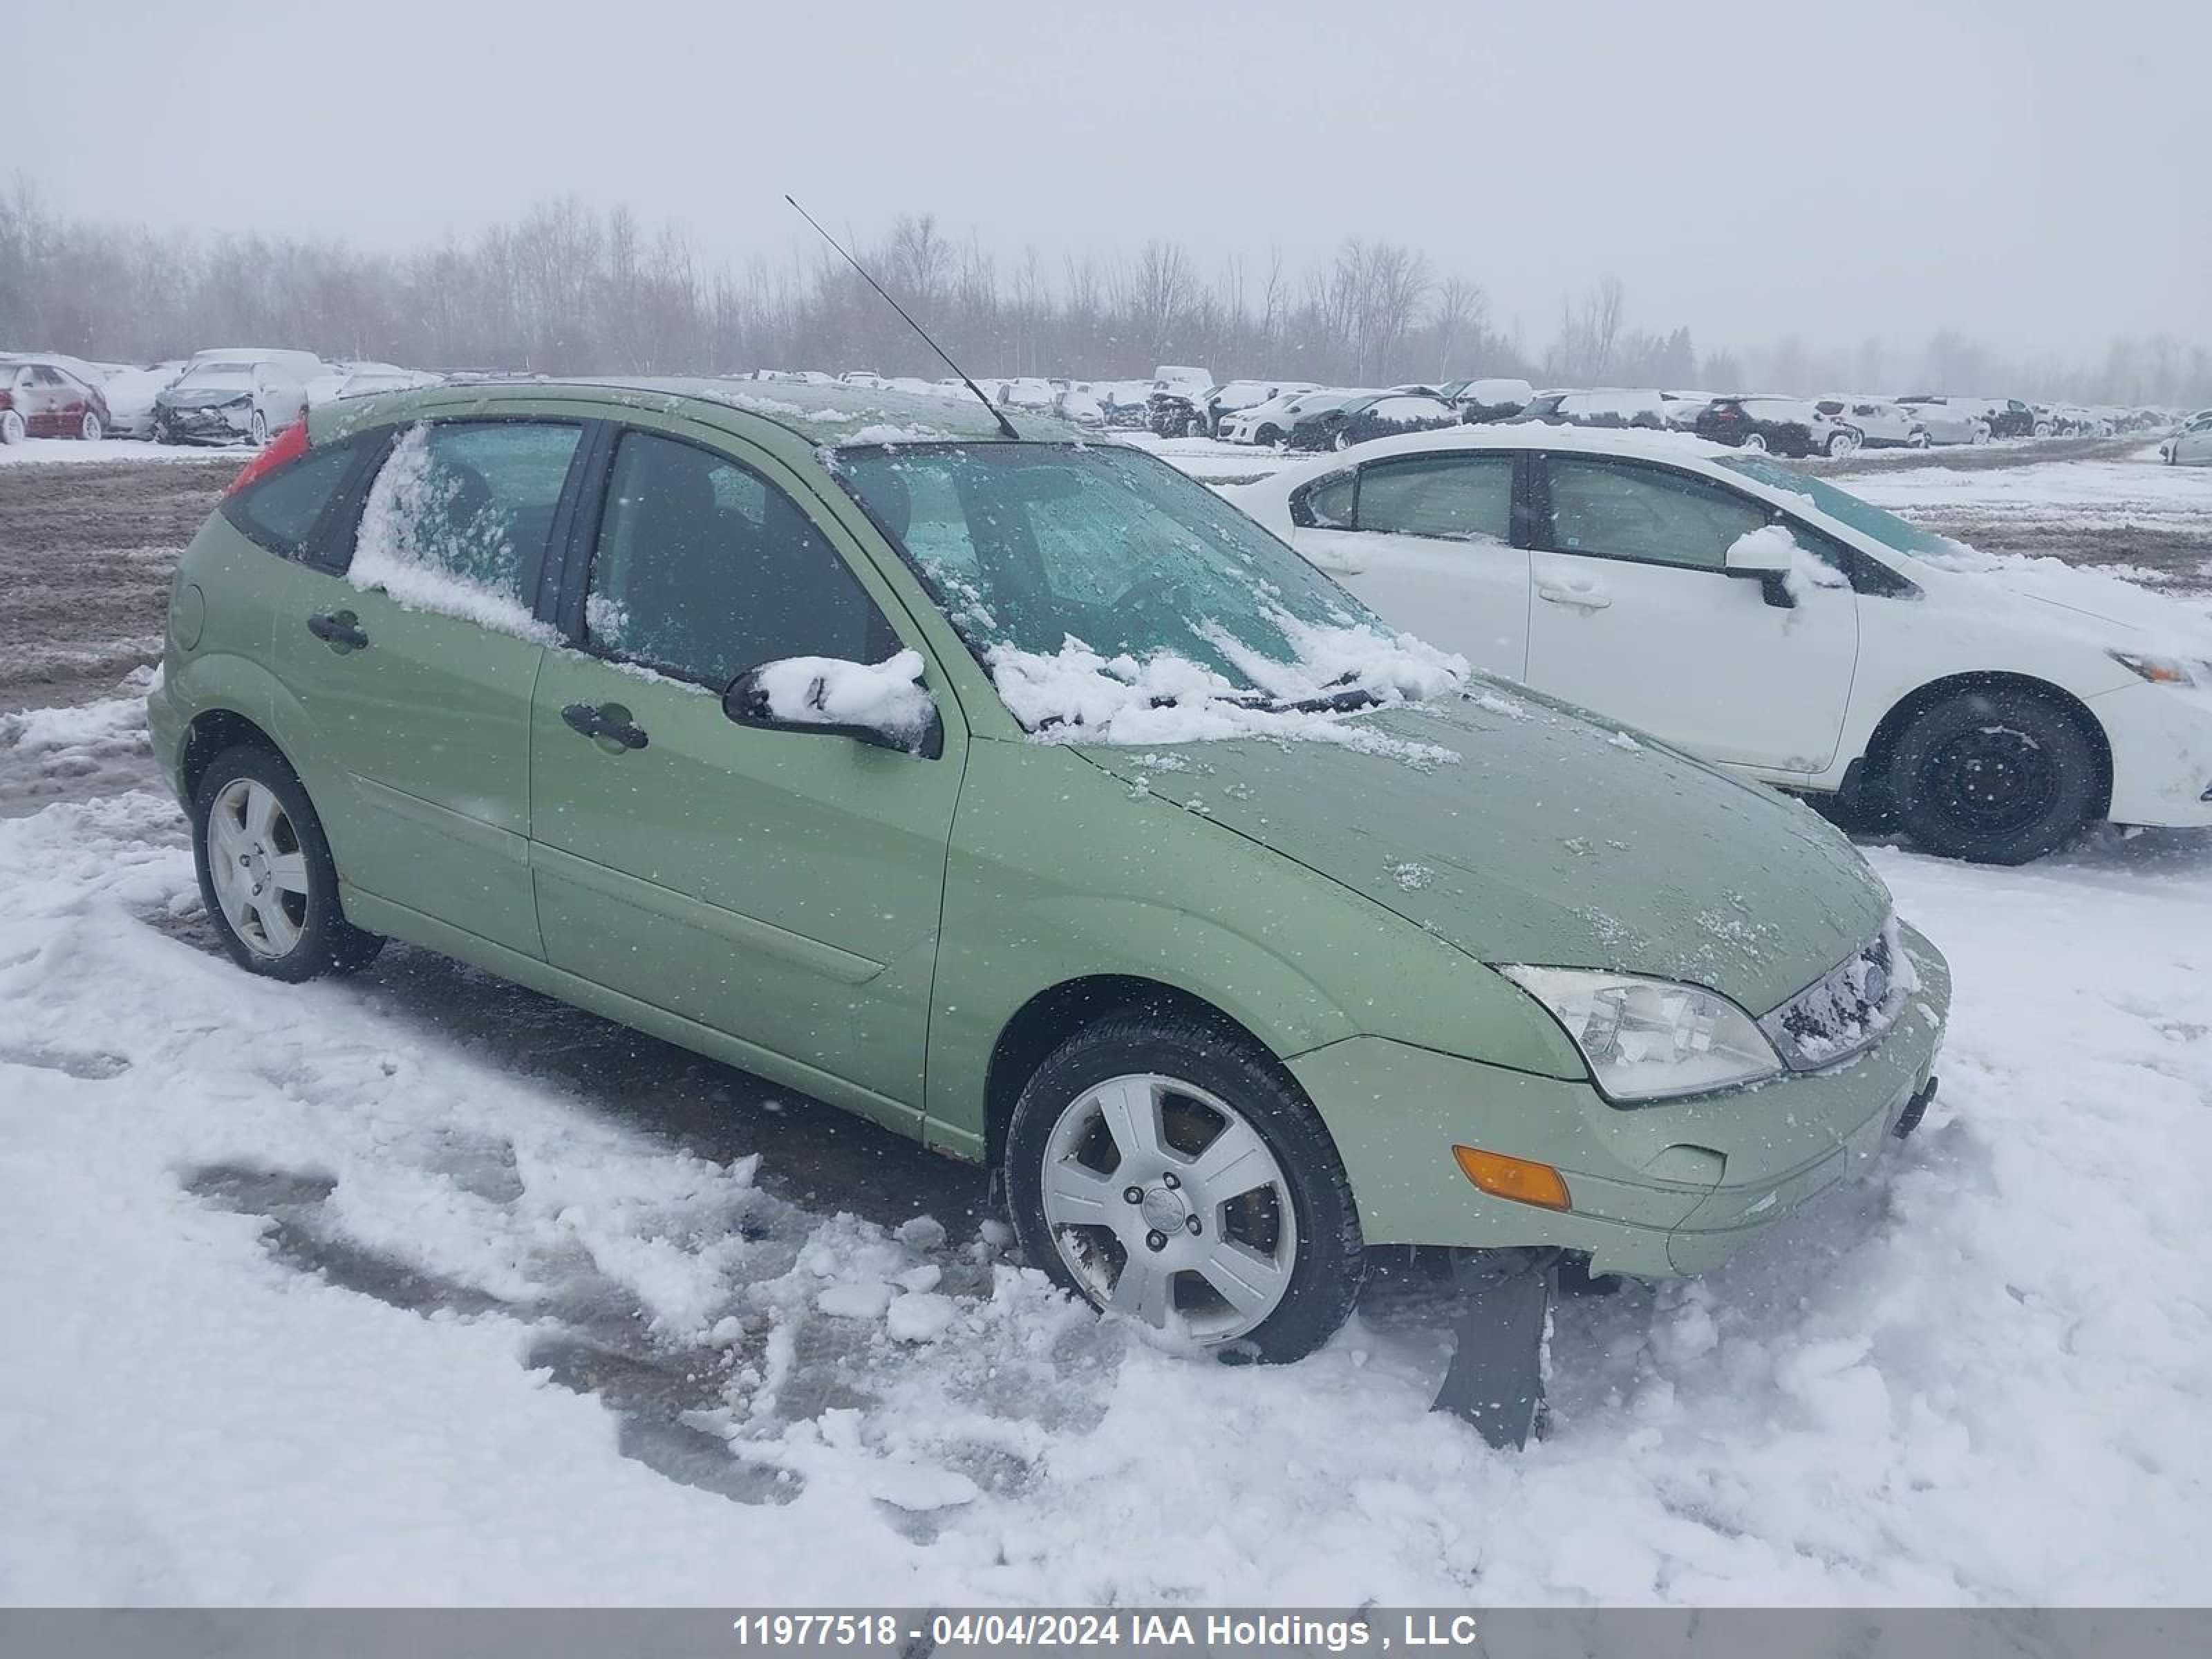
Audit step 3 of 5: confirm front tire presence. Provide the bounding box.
[153,415,174,445]
[0,409,23,445]
[248,409,270,446]
[191,744,384,980]
[1886,686,2099,863]
[1004,1013,1365,1363]
[80,411,104,441]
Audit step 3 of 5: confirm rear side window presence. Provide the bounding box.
[223,439,368,560]
[585,430,896,688]
[1351,455,1513,542]
[347,420,583,639]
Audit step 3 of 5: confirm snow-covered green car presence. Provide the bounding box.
[148,379,1949,1369]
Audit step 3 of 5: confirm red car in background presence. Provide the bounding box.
[0,357,112,443]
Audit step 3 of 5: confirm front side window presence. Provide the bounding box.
[349,420,583,637]
[1544,458,1769,570]
[1351,454,1514,543]
[585,430,896,689]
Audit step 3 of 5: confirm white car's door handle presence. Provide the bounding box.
[1537,581,1611,610]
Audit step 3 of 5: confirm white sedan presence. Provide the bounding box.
[1230,425,2212,863]
[2163,410,2212,467]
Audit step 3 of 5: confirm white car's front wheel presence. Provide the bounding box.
[0,409,23,445]
[1886,687,2100,864]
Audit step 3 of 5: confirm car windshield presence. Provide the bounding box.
[1720,455,1996,569]
[181,363,254,388]
[833,441,1461,735]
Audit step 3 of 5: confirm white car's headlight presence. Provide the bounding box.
[2109,648,2212,688]
[1499,966,1783,1103]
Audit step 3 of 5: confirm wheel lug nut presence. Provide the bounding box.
[1185,1215,1202,1236]
[1145,1230,1168,1252]
[1123,1185,1144,1205]
[1161,1172,1180,1190]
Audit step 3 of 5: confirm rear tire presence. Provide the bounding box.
[1886,686,2099,864]
[191,743,384,980]
[1741,431,1768,452]
[1826,429,1860,458]
[1004,1013,1365,1364]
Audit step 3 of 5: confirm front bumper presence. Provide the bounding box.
[158,402,254,444]
[1290,924,1951,1278]
[2090,679,2212,827]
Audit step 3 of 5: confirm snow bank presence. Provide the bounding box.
[985,619,1468,762]
[752,650,936,747]
[350,424,555,643]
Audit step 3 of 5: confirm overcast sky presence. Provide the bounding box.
[15,1,2205,361]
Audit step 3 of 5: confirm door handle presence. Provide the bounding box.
[561,702,650,751]
[306,610,369,650]
[1536,582,1612,610]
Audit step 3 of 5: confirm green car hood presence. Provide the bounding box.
[1078,691,1892,1016]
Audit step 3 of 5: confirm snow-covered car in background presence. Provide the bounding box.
[153,348,322,445]
[304,364,442,406]
[1817,397,1929,449]
[1050,382,1107,427]
[1695,395,1859,456]
[1218,385,1330,446]
[1506,388,1670,431]
[1093,379,1154,428]
[1284,391,1457,452]
[0,355,112,442]
[1897,396,1994,446]
[1143,364,1215,435]
[1234,424,2212,863]
[1195,378,1313,438]
[2162,409,2212,466]
[1444,377,1535,422]
[1656,391,1716,431]
[92,361,187,438]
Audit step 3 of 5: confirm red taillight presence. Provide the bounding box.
[225,415,310,498]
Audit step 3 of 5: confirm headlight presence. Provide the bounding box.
[1499,966,1783,1103]
[2109,648,2210,687]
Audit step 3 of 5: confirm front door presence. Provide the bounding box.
[1289,450,1533,682]
[267,418,586,957]
[528,424,963,1127]
[1523,453,1859,773]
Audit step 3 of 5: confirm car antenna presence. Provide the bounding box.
[785,194,1021,441]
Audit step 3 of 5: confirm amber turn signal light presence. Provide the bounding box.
[1452,1145,1571,1211]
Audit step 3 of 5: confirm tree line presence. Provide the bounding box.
[2,180,2205,409]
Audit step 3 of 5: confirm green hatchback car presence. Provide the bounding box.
[149,379,1948,1367]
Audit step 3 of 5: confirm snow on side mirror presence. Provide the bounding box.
[722,648,944,759]
[1723,524,1806,610]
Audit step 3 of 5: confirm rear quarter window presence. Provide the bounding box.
[221,437,375,561]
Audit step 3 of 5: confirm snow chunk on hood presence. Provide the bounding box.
[752,649,937,749]
[986,619,1470,762]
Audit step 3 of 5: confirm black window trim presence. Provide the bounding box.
[1291,448,1538,548]
[555,422,902,696]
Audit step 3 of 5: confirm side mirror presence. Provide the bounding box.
[1723,525,1798,609]
[722,650,944,759]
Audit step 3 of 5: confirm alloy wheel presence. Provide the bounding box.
[1037,1072,1299,1342]
[207,778,310,958]
[80,411,103,441]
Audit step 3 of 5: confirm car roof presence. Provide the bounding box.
[312,375,1085,449]
[1246,421,1739,494]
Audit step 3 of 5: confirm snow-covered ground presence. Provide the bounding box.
[3,445,2211,1606]
[0,437,247,466]
[3,695,2210,1605]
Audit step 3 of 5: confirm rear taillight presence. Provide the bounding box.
[225,415,310,497]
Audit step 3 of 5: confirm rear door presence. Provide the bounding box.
[1288,450,1532,681]
[1523,453,1858,772]
[265,416,588,957]
[527,420,964,1127]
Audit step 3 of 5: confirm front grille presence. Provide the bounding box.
[1759,922,1915,1072]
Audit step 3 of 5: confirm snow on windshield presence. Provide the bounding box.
[834,440,1470,751]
